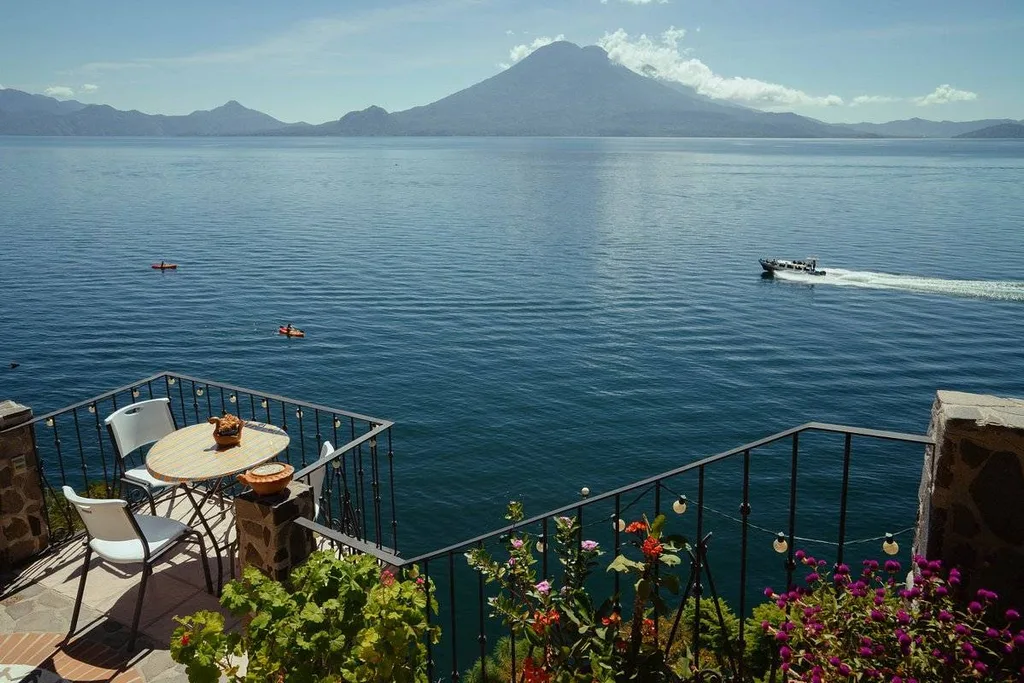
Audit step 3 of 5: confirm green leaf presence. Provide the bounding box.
[650,514,667,538]
[660,573,681,595]
[658,554,682,567]
[606,555,645,574]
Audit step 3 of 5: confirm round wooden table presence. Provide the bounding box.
[147,420,290,483]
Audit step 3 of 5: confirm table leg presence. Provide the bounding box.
[181,483,225,594]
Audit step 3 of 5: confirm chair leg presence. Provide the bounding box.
[128,564,152,652]
[193,531,213,594]
[68,544,92,641]
[145,488,157,516]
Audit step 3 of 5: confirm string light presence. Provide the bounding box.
[614,518,626,532]
[131,388,140,398]
[260,399,268,409]
[296,409,303,418]
[332,460,341,470]
[229,394,237,403]
[45,417,54,428]
[535,540,546,552]
[87,404,96,414]
[168,377,176,385]
[580,487,590,498]
[196,387,204,396]
[882,533,900,555]
[334,418,341,429]
[773,532,789,554]
[672,495,688,515]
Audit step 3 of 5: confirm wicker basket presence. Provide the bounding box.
[237,462,294,496]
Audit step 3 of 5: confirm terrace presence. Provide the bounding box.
[2,374,1018,682]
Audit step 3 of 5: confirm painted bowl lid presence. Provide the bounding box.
[250,463,287,477]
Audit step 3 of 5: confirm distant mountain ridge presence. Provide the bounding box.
[1,44,1020,138]
[836,117,1024,138]
[955,123,1024,139]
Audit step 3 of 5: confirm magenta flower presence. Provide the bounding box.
[535,580,551,594]
[510,538,524,549]
[1007,608,1020,621]
[580,540,598,551]
[968,601,983,614]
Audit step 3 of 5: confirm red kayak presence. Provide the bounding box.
[151,263,178,270]
[279,327,305,338]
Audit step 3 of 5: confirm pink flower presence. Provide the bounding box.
[581,540,598,551]
[511,538,524,549]
[535,580,551,594]
[1007,609,1020,621]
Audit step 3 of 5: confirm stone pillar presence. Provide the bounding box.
[234,482,315,582]
[0,400,50,570]
[915,390,1024,607]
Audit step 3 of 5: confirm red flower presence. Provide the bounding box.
[641,536,663,559]
[180,633,190,647]
[642,618,656,638]
[380,570,396,587]
[523,657,551,683]
[624,521,648,534]
[601,612,622,626]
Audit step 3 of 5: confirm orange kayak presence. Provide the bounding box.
[278,327,305,338]
[151,263,177,270]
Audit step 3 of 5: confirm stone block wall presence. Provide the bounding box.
[234,482,315,582]
[0,400,50,570]
[915,390,1024,607]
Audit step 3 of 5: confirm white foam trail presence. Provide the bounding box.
[772,268,1024,302]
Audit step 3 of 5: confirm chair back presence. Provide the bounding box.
[305,441,332,517]
[62,486,140,542]
[104,398,176,461]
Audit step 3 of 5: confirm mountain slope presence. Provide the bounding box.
[288,42,869,138]
[837,117,1019,138]
[955,123,1024,139]
[0,91,288,135]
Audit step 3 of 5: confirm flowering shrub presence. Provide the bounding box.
[170,551,439,682]
[466,502,688,682]
[764,552,1024,682]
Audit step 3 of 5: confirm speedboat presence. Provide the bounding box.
[759,257,826,276]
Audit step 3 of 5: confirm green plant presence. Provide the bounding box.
[44,480,109,534]
[170,551,440,682]
[464,635,531,683]
[742,601,786,678]
[466,504,688,682]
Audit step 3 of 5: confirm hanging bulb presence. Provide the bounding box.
[536,540,546,552]
[260,399,268,409]
[229,394,237,403]
[580,486,590,498]
[672,495,688,515]
[131,388,140,398]
[196,387,204,396]
[87,404,96,414]
[168,377,176,385]
[332,459,341,470]
[45,417,55,428]
[773,532,789,554]
[334,418,341,429]
[882,533,899,556]
[296,408,303,418]
[614,518,626,532]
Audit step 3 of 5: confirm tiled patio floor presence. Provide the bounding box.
[1,492,240,682]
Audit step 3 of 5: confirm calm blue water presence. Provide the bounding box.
[2,137,1023,577]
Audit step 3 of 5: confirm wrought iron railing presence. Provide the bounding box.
[5,372,397,554]
[298,422,932,682]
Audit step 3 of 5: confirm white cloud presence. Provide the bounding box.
[598,28,844,107]
[80,83,99,93]
[850,95,901,106]
[505,29,514,35]
[914,84,978,106]
[44,86,75,99]
[505,34,566,66]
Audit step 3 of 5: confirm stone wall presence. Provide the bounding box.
[0,400,50,570]
[915,390,1024,607]
[234,482,314,582]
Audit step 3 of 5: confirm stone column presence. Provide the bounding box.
[915,391,1024,607]
[234,482,315,582]
[0,400,50,570]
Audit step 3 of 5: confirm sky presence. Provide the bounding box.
[1,0,1022,124]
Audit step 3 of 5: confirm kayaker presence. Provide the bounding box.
[160,260,165,268]
[285,323,293,334]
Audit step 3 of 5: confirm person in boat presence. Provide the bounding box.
[160,260,165,268]
[285,323,294,334]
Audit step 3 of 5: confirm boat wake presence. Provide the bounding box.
[772,268,1024,302]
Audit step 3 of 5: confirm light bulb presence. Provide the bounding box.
[334,418,341,429]
[260,399,268,409]
[672,495,688,515]
[615,518,625,532]
[580,487,590,498]
[196,388,204,396]
[296,409,303,418]
[882,533,899,556]
[131,388,140,398]
[773,533,789,554]
[45,417,54,428]
[229,394,237,403]
[168,377,176,385]
[87,404,96,414]
[536,540,545,552]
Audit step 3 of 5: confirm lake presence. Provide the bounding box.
[1,136,1023,573]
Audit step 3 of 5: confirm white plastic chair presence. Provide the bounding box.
[63,485,212,651]
[104,398,177,515]
[305,440,331,521]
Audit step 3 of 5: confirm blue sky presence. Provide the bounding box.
[1,0,1021,124]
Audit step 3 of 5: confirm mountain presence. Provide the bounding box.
[0,88,86,115]
[836,117,1020,138]
[0,90,289,135]
[276,42,869,138]
[955,123,1024,139]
